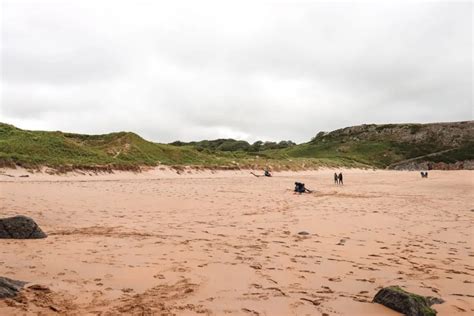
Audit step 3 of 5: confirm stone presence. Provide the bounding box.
[0,215,47,239]
[249,263,262,270]
[0,276,27,299]
[373,286,444,316]
[297,231,310,236]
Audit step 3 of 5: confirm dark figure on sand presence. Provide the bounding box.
[421,171,428,178]
[338,172,343,185]
[251,170,272,177]
[294,182,312,194]
[334,173,338,184]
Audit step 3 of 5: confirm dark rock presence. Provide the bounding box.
[27,284,51,293]
[0,215,47,239]
[373,286,443,316]
[0,276,27,298]
[249,263,262,270]
[427,297,445,305]
[298,231,310,236]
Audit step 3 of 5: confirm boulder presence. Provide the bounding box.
[373,286,443,316]
[0,215,47,239]
[0,276,27,298]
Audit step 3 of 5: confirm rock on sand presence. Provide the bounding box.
[373,285,443,316]
[0,276,27,298]
[0,215,47,239]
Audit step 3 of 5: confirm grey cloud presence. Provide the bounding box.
[1,0,472,143]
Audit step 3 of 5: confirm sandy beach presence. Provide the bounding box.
[0,168,473,315]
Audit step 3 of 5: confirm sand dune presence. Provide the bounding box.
[0,168,473,315]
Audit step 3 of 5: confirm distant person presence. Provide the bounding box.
[334,172,338,185]
[251,170,272,177]
[338,172,343,185]
[294,182,312,194]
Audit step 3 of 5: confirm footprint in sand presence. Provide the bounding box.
[121,288,134,293]
[336,239,346,246]
[250,263,262,270]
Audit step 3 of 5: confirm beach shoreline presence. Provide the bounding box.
[1,169,472,315]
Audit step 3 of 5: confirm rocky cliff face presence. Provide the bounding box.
[311,121,473,170]
[316,121,473,147]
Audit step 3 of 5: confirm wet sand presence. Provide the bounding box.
[0,168,473,315]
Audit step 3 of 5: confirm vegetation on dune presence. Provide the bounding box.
[0,121,472,171]
[0,123,362,171]
[419,142,474,164]
[0,123,216,168]
[280,140,395,168]
[170,139,296,152]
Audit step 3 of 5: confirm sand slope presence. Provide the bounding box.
[0,169,473,315]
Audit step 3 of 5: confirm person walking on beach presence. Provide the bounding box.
[338,172,343,185]
[334,172,339,185]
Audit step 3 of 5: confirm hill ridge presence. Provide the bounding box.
[0,121,472,171]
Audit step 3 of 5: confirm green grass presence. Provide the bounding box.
[280,140,403,168]
[0,123,365,171]
[1,121,471,171]
[0,123,222,168]
[420,142,474,164]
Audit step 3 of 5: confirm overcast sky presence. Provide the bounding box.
[1,0,472,143]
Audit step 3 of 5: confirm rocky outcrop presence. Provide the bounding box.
[0,215,47,239]
[392,160,474,171]
[0,276,27,298]
[316,121,474,147]
[373,286,443,316]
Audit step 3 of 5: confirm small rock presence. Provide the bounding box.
[250,263,262,270]
[373,285,443,316]
[427,297,445,305]
[49,305,60,312]
[298,231,310,236]
[0,276,27,298]
[27,284,51,293]
[0,215,47,239]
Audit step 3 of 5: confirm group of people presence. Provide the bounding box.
[257,168,430,194]
[254,168,346,194]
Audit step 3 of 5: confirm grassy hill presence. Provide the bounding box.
[0,123,360,171]
[0,121,472,171]
[282,121,474,168]
[0,123,222,170]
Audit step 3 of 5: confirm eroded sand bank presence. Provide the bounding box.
[0,168,473,315]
